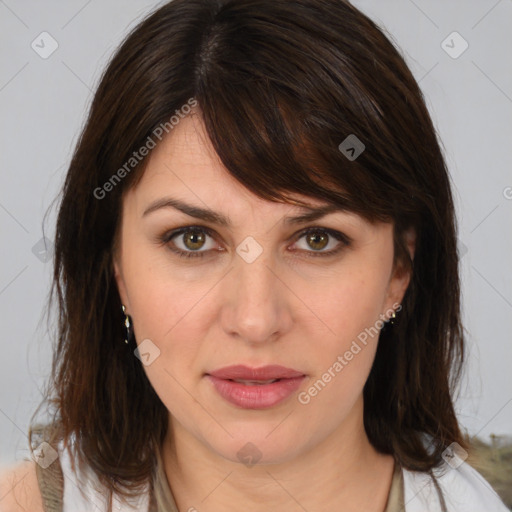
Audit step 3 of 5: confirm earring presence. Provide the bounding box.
[388,310,397,326]
[121,304,132,345]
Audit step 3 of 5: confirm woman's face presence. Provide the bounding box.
[114,112,412,465]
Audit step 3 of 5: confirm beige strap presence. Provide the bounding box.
[34,455,64,512]
[384,461,405,512]
[151,445,180,512]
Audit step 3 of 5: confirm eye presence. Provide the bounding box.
[161,226,220,258]
[291,227,350,257]
[159,226,350,260]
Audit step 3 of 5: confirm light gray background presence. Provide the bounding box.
[1,0,511,467]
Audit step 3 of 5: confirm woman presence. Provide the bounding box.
[0,0,508,511]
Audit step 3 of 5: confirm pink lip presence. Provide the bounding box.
[208,364,304,380]
[206,365,306,409]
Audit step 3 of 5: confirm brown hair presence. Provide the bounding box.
[31,0,466,502]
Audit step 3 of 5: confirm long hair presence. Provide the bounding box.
[30,0,466,501]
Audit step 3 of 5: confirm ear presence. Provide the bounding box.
[384,227,416,314]
[112,254,130,310]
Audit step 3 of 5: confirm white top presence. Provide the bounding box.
[402,459,509,511]
[58,442,150,511]
[55,439,508,512]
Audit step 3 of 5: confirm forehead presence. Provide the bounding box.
[129,112,335,216]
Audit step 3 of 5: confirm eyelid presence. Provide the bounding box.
[289,226,351,257]
[295,226,352,245]
[160,225,217,243]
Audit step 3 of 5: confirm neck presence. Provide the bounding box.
[161,397,394,512]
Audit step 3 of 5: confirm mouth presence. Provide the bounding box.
[227,378,281,385]
[205,365,306,409]
[206,364,305,381]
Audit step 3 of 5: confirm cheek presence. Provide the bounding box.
[124,263,211,424]
[121,237,211,341]
[306,262,390,347]
[128,273,211,375]
[295,259,391,404]
[118,240,214,396]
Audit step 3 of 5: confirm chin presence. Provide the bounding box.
[203,427,309,468]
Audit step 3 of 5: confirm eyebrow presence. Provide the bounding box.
[142,197,343,226]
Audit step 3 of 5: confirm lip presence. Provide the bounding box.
[206,365,306,409]
[207,364,305,380]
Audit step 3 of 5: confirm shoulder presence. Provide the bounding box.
[0,459,45,512]
[402,460,509,512]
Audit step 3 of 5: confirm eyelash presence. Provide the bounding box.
[158,225,351,260]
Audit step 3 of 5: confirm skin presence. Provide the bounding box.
[114,111,415,512]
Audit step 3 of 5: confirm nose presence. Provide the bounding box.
[220,248,293,345]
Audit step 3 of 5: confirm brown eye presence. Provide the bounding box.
[163,226,219,258]
[305,231,329,251]
[182,229,207,251]
[292,228,350,257]
[160,225,349,260]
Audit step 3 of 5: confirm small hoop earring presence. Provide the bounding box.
[121,304,132,345]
